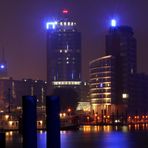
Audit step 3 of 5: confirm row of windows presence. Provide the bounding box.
[90,67,112,73]
[90,78,112,83]
[91,94,111,98]
[90,73,113,78]
[57,61,76,64]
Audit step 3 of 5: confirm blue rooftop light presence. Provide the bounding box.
[111,19,117,27]
[46,21,58,30]
[0,64,5,69]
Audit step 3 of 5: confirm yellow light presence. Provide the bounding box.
[5,115,9,120]
[59,113,62,117]
[9,121,13,126]
[39,120,43,125]
[63,113,66,117]
[6,132,9,136]
[10,131,13,136]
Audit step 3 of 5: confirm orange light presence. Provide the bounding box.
[67,108,71,112]
[94,114,97,117]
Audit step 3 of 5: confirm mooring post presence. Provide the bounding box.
[46,96,60,148]
[22,96,37,148]
[0,132,5,148]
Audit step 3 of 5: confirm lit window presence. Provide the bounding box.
[131,68,134,74]
[71,22,74,26]
[68,22,70,26]
[65,50,68,53]
[60,50,62,53]
[66,61,69,64]
[122,93,129,99]
[64,22,66,26]
[100,83,103,88]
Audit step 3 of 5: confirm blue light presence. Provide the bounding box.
[111,19,117,27]
[46,21,58,29]
[100,83,103,88]
[0,64,5,69]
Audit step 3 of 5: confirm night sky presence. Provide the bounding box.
[0,0,148,81]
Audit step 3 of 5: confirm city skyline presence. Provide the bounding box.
[0,1,148,81]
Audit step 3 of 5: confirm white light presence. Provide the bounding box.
[60,50,62,53]
[68,22,70,26]
[52,81,81,86]
[64,22,66,26]
[122,93,129,99]
[60,22,63,26]
[111,19,117,27]
[46,21,58,29]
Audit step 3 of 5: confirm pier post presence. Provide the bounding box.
[46,96,60,148]
[22,96,37,148]
[0,133,5,148]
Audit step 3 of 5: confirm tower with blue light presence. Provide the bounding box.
[46,10,82,109]
[0,48,8,77]
[106,19,137,106]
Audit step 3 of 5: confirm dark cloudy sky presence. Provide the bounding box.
[0,0,148,81]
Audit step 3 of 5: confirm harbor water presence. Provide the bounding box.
[6,125,148,148]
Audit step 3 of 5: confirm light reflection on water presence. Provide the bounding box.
[5,124,148,148]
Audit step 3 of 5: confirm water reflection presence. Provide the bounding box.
[5,124,148,148]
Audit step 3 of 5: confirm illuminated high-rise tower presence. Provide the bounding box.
[105,20,137,106]
[46,10,81,109]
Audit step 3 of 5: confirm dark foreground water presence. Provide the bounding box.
[6,125,148,148]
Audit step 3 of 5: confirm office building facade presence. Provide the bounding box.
[105,25,137,106]
[46,10,82,109]
[89,55,116,115]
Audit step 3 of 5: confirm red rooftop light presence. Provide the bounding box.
[62,9,69,14]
